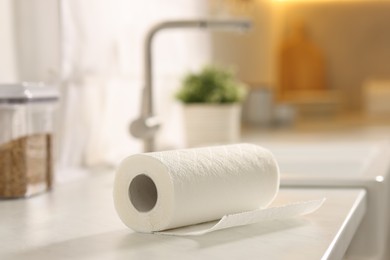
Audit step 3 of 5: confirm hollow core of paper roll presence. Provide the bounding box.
[113,144,280,233]
[129,174,158,212]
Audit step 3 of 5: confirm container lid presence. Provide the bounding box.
[0,82,59,104]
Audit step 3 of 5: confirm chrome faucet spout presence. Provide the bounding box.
[130,18,252,152]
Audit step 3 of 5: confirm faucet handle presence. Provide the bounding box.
[130,116,161,139]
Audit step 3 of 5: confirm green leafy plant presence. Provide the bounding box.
[176,65,247,104]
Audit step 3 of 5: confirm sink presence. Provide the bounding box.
[272,141,384,179]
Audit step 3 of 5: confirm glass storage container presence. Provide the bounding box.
[0,83,59,198]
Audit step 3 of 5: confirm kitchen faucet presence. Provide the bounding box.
[130,19,252,152]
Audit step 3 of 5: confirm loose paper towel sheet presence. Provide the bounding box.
[113,144,324,235]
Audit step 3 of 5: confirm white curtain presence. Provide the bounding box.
[59,0,211,168]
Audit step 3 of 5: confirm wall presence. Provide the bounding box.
[212,1,390,110]
[211,1,282,87]
[14,0,61,82]
[281,1,390,110]
[0,0,60,83]
[0,0,18,82]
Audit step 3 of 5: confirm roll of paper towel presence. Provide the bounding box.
[113,143,324,235]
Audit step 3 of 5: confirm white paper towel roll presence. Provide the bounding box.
[113,143,324,235]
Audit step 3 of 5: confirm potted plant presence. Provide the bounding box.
[176,65,247,147]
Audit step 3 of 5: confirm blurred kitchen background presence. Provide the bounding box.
[1,0,390,171]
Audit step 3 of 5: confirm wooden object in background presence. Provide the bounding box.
[278,20,341,116]
[279,20,326,95]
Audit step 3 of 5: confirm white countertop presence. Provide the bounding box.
[0,171,366,260]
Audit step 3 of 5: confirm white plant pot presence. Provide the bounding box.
[183,103,242,147]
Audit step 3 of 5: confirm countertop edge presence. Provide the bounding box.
[322,189,367,260]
